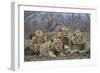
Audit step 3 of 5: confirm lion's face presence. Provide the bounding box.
[50,38,63,52]
[35,30,43,37]
[73,30,83,44]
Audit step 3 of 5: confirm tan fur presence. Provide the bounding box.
[40,38,64,57]
[69,29,86,50]
[61,26,69,33]
[32,30,47,47]
[56,26,71,46]
[35,30,47,44]
[31,30,47,56]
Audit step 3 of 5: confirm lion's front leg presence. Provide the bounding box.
[48,51,56,58]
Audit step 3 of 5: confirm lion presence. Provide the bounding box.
[39,38,65,58]
[61,26,69,33]
[31,30,47,46]
[30,30,47,56]
[35,30,47,44]
[69,33,90,57]
[56,26,71,48]
[69,29,87,56]
[56,30,65,41]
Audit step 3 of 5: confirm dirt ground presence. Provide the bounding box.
[24,51,90,62]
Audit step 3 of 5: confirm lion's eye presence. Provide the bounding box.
[59,37,61,39]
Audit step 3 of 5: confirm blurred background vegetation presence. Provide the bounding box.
[24,11,90,39]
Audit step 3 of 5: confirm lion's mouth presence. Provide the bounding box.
[55,47,61,52]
